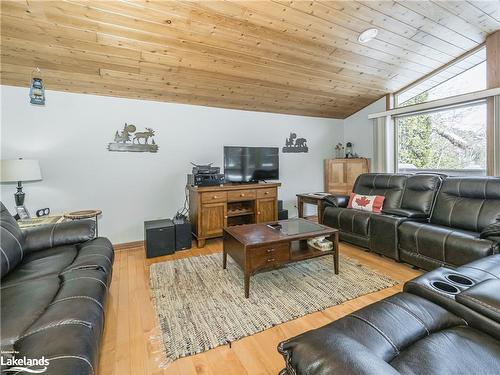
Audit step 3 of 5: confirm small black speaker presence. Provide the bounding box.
[144,219,175,258]
[173,218,192,251]
[278,200,284,211]
[278,209,288,220]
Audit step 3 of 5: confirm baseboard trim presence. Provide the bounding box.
[114,240,144,251]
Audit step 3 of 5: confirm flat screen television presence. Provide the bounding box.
[224,146,279,183]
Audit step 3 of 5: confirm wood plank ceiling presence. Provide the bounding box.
[1,1,499,118]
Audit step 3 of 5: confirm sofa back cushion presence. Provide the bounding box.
[431,177,500,232]
[400,174,442,215]
[353,173,407,210]
[0,202,25,278]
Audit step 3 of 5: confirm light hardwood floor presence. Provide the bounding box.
[98,239,421,375]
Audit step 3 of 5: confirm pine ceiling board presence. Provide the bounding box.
[277,0,451,67]
[434,1,500,34]
[395,0,488,43]
[1,0,497,118]
[222,1,439,74]
[193,1,436,88]
[1,69,354,117]
[358,1,478,50]
[135,0,432,81]
[323,1,465,59]
[10,1,407,90]
[469,0,500,24]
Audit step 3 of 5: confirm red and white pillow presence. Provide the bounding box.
[347,193,385,213]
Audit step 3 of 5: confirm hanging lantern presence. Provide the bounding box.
[29,68,45,105]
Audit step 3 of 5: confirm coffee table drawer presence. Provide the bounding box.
[228,189,256,201]
[250,243,289,269]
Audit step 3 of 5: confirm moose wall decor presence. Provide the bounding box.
[282,132,308,153]
[108,123,159,153]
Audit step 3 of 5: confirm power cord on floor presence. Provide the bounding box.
[174,186,189,221]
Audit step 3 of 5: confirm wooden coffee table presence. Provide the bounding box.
[223,218,339,298]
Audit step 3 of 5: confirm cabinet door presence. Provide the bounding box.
[200,202,227,237]
[346,160,368,190]
[325,159,347,194]
[256,198,277,223]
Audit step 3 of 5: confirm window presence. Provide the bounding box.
[396,100,487,176]
[394,47,488,176]
[396,48,486,107]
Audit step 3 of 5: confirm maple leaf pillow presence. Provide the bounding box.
[347,193,385,213]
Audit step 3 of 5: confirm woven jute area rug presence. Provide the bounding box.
[150,252,398,364]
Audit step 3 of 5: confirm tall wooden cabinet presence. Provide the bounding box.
[189,183,281,247]
[324,158,370,195]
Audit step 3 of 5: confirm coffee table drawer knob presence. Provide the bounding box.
[267,258,275,262]
[266,248,275,253]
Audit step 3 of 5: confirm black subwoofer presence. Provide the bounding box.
[144,219,175,258]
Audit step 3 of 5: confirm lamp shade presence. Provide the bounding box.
[0,159,42,183]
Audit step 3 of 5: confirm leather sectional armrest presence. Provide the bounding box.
[480,222,500,240]
[324,195,350,208]
[23,219,96,253]
[381,208,428,219]
[456,279,500,324]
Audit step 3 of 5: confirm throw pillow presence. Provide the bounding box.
[347,193,385,213]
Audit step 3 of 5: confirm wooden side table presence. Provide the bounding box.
[296,193,330,224]
[64,209,102,237]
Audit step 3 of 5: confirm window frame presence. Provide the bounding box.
[393,100,488,176]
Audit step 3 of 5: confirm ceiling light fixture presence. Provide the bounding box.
[358,28,378,43]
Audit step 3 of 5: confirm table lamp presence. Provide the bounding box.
[1,159,42,218]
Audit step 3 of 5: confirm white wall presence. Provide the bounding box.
[1,85,343,243]
[343,97,385,162]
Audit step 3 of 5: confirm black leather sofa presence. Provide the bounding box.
[278,254,500,375]
[399,177,500,270]
[0,202,114,374]
[323,174,500,270]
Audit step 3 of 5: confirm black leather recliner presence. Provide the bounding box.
[399,177,500,270]
[323,173,408,249]
[278,254,500,375]
[323,173,442,260]
[0,202,114,374]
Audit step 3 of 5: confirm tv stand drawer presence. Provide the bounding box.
[228,189,256,202]
[257,187,277,198]
[201,192,227,203]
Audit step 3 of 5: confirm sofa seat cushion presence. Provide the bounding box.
[390,326,500,375]
[399,221,496,267]
[323,206,374,237]
[278,293,465,375]
[1,277,60,349]
[63,238,114,275]
[1,245,77,287]
[459,254,500,279]
[14,324,99,375]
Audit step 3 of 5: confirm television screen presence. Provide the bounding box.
[224,146,279,182]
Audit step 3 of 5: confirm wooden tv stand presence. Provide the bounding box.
[188,182,281,247]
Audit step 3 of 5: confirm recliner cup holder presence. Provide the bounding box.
[430,281,460,294]
[445,274,474,286]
